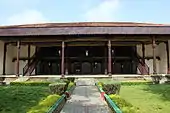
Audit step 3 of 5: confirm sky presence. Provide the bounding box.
[0,0,170,25]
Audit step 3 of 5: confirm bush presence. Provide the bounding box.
[102,83,121,95]
[109,94,139,113]
[97,81,104,88]
[67,82,75,91]
[49,83,67,95]
[67,77,75,82]
[121,81,152,86]
[27,94,61,113]
[10,81,51,86]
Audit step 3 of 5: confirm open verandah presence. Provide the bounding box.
[0,22,170,78]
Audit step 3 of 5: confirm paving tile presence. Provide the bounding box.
[60,79,111,113]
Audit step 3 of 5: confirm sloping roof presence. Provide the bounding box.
[0,22,170,36]
[1,22,170,28]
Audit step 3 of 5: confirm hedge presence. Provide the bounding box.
[109,94,139,113]
[49,83,67,95]
[121,81,152,86]
[67,82,75,90]
[27,94,61,113]
[10,81,51,86]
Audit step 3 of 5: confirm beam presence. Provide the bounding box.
[16,41,20,76]
[2,43,7,75]
[165,41,170,74]
[152,36,157,74]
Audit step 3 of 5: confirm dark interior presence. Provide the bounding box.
[35,46,137,75]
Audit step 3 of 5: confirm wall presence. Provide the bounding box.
[136,41,169,74]
[0,42,36,75]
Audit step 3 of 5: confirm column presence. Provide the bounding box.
[28,44,31,65]
[16,41,20,76]
[2,43,7,75]
[152,37,157,74]
[104,44,107,74]
[142,43,145,75]
[61,41,65,77]
[108,40,112,76]
[165,41,170,74]
[65,43,68,75]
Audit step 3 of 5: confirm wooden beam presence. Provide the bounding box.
[2,43,7,75]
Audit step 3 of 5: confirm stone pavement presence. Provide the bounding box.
[60,79,111,113]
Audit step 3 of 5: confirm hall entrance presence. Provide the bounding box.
[112,46,137,74]
[35,46,137,75]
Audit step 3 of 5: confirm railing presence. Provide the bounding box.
[23,48,41,76]
[132,48,150,75]
[27,59,39,76]
[137,59,150,75]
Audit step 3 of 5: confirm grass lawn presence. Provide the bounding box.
[120,84,170,113]
[0,86,50,113]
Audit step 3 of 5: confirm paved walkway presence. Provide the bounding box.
[60,79,111,113]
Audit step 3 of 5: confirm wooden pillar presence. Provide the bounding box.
[65,44,68,75]
[108,40,112,76]
[2,43,7,75]
[28,45,30,65]
[104,44,107,74]
[165,41,170,74]
[16,41,20,76]
[142,43,145,75]
[61,41,65,77]
[152,37,157,74]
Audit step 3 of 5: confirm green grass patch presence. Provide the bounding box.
[0,86,50,113]
[120,84,170,113]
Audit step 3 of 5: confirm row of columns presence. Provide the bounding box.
[2,39,170,76]
[60,40,112,77]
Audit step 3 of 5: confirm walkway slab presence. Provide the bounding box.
[60,85,111,113]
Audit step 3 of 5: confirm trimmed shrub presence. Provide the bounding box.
[102,83,121,95]
[49,83,67,95]
[10,81,51,86]
[27,94,61,113]
[121,81,152,86]
[67,77,75,82]
[67,82,75,91]
[109,94,139,113]
[97,81,104,88]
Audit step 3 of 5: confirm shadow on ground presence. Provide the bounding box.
[142,84,170,101]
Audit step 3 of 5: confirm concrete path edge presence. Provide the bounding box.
[95,82,122,113]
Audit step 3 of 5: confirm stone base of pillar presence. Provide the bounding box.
[65,69,68,75]
[105,69,107,74]
[167,68,170,74]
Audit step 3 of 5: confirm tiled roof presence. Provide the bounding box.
[0,22,170,36]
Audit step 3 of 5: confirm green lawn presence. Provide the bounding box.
[120,84,170,113]
[0,86,50,113]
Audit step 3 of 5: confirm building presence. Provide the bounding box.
[0,22,170,77]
